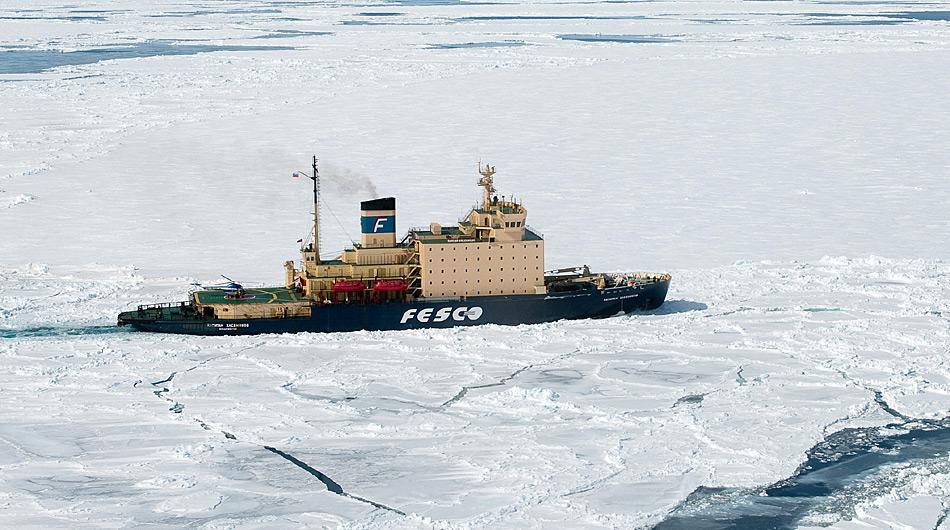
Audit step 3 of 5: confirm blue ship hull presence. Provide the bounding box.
[119,280,669,335]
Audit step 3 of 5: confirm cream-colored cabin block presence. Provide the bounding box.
[419,240,545,298]
[342,247,409,266]
[491,227,525,242]
[464,204,528,242]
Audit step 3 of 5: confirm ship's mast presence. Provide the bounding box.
[311,155,321,265]
[478,163,496,210]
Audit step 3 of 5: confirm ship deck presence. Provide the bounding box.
[194,287,309,305]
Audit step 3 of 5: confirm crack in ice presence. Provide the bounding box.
[441,348,582,408]
[263,446,343,494]
[934,503,950,530]
[872,389,912,422]
[262,446,406,515]
[142,343,406,518]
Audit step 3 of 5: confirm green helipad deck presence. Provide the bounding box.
[194,287,309,305]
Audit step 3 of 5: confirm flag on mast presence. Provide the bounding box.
[292,171,302,179]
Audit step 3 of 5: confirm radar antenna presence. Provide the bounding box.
[477,163,496,210]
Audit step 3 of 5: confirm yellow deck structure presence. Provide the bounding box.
[284,163,548,302]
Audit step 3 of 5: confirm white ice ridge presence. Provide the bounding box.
[1,256,948,527]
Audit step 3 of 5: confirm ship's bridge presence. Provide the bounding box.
[405,164,546,299]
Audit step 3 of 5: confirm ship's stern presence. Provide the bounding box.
[118,301,197,329]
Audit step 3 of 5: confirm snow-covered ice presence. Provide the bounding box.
[2,0,950,528]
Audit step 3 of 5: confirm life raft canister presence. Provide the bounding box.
[331,280,365,293]
[372,279,408,292]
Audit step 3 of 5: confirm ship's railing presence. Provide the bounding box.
[134,301,313,321]
[129,301,198,322]
[605,272,672,287]
[136,301,190,312]
[524,225,544,238]
[214,305,312,320]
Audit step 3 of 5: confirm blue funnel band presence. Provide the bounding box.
[361,215,395,234]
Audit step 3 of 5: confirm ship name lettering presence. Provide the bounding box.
[401,306,483,324]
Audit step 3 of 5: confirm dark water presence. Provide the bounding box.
[427,40,527,49]
[804,19,908,25]
[558,34,678,43]
[146,8,284,18]
[0,41,295,74]
[384,0,503,5]
[461,15,649,21]
[386,0,463,5]
[886,10,950,20]
[0,325,129,339]
[815,1,943,4]
[340,20,407,26]
[798,10,950,24]
[655,419,950,529]
[251,30,333,39]
[0,15,107,21]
